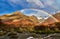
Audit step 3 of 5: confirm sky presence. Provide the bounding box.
[0,0,60,18]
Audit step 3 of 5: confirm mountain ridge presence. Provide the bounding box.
[41,12,60,25]
[0,12,40,27]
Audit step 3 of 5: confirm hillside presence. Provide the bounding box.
[41,12,60,25]
[0,12,40,27]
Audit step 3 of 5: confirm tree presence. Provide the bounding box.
[0,19,7,26]
[34,25,47,31]
[55,22,60,30]
[0,19,3,26]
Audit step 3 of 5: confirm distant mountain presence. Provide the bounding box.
[41,12,60,25]
[0,12,40,27]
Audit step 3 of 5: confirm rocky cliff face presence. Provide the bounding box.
[41,12,60,25]
[0,12,39,27]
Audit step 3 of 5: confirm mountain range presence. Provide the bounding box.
[0,12,60,27]
[0,12,40,27]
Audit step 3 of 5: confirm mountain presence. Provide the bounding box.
[0,12,40,27]
[41,12,60,25]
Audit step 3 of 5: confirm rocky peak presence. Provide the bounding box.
[41,12,60,25]
[12,12,25,16]
[0,12,40,27]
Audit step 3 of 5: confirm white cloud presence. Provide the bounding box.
[56,10,60,13]
[9,0,21,3]
[26,0,45,8]
[23,12,43,19]
[21,9,59,22]
[20,9,50,19]
[44,0,59,10]
[45,0,54,5]
[9,0,59,10]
